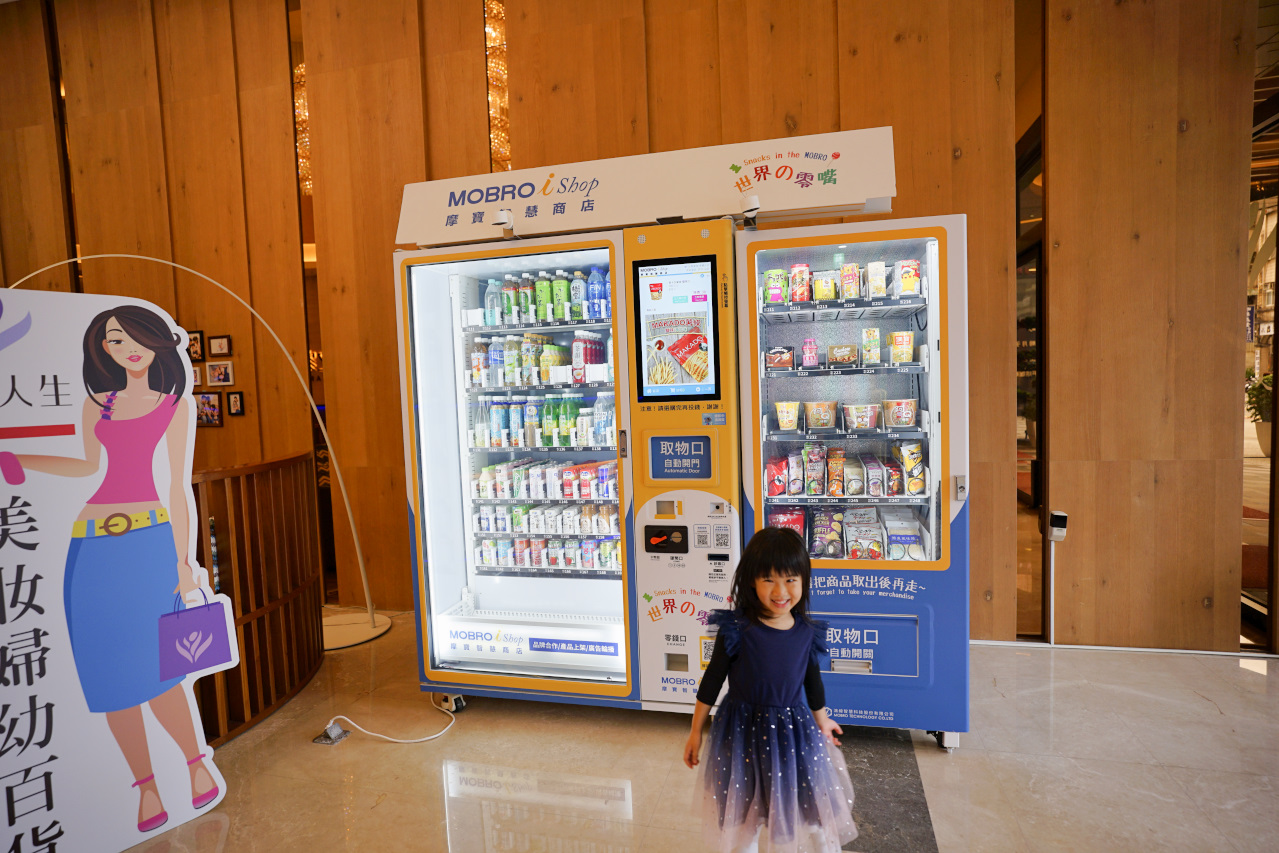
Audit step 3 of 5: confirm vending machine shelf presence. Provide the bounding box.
[765,364,925,379]
[473,567,623,580]
[466,381,614,395]
[462,319,614,335]
[765,495,930,506]
[760,296,926,323]
[473,531,621,540]
[440,602,623,627]
[472,497,620,506]
[766,428,928,441]
[469,445,618,454]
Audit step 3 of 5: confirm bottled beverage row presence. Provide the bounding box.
[470,393,617,449]
[476,502,620,537]
[471,458,620,502]
[476,536,622,573]
[467,330,614,388]
[482,267,612,326]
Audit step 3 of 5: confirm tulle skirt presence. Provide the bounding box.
[699,700,857,853]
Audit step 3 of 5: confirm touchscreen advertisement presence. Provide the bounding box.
[636,260,717,399]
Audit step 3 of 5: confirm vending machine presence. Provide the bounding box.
[735,216,970,740]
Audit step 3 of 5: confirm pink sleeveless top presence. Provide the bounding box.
[87,392,179,505]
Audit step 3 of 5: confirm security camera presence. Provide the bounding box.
[740,194,761,219]
[1047,511,1067,542]
[493,209,515,230]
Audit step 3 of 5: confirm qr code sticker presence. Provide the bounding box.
[715,531,731,549]
[696,530,710,548]
[700,636,716,669]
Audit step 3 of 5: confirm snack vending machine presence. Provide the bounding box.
[395,233,637,705]
[736,216,970,740]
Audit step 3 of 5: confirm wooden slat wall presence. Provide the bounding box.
[231,0,312,459]
[55,0,178,313]
[1044,0,1254,650]
[422,0,491,180]
[301,0,428,610]
[0,0,73,291]
[152,0,262,470]
[644,0,722,152]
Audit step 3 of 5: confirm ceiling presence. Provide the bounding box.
[1254,0,1279,194]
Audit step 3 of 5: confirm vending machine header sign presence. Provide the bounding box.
[397,127,896,247]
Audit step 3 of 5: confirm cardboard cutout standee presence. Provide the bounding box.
[0,290,236,852]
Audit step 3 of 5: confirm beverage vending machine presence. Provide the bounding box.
[735,216,970,741]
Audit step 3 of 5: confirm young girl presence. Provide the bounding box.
[683,526,857,852]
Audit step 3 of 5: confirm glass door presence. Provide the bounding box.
[401,240,631,688]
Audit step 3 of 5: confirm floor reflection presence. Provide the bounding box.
[444,760,638,852]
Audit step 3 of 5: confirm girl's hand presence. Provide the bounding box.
[814,708,843,746]
[683,730,702,769]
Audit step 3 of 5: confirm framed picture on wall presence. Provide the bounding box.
[206,360,234,386]
[188,330,205,363]
[227,391,244,416]
[196,392,223,427]
[192,365,202,387]
[209,335,232,357]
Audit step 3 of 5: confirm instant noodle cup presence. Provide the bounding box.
[775,401,800,430]
[764,269,788,303]
[882,398,918,428]
[803,401,837,429]
[890,330,915,365]
[842,403,879,430]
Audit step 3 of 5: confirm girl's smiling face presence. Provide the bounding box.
[102,317,156,373]
[754,569,804,620]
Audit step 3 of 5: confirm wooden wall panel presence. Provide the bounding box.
[55,0,176,313]
[421,0,491,179]
[717,0,840,144]
[505,0,649,168]
[644,0,722,152]
[838,0,1019,640]
[152,0,262,471]
[302,0,426,610]
[231,0,311,459]
[0,0,73,291]
[1045,0,1253,650]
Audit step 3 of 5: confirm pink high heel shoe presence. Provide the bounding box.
[132,774,168,832]
[188,753,219,809]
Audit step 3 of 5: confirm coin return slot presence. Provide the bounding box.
[831,659,873,675]
[666,653,689,672]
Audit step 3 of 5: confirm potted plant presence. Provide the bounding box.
[1247,373,1273,457]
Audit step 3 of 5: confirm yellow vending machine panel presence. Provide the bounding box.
[623,220,742,710]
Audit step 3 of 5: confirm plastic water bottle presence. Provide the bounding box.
[593,392,614,446]
[484,279,502,326]
[603,270,612,319]
[487,336,504,387]
[587,267,606,320]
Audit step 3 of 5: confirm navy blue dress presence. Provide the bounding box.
[696,610,857,852]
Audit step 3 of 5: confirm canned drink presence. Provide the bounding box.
[514,538,530,567]
[496,539,514,567]
[580,539,597,569]
[764,269,788,303]
[562,541,580,569]
[788,264,811,302]
[480,539,497,566]
[530,538,546,567]
[597,540,614,571]
[547,539,563,567]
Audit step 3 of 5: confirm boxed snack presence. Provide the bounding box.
[766,346,795,369]
[809,508,845,559]
[840,263,861,299]
[764,269,788,303]
[827,344,858,365]
[804,443,827,496]
[766,456,788,497]
[767,508,806,538]
[889,330,915,365]
[826,448,846,497]
[787,451,805,496]
[860,454,885,497]
[813,270,838,301]
[892,260,922,297]
[893,441,925,475]
[865,261,888,298]
[861,328,881,365]
[844,458,866,496]
[804,401,837,429]
[884,460,904,496]
[845,525,885,560]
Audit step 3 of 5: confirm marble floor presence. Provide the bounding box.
[129,612,1279,853]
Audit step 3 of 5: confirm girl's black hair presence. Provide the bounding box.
[730,526,813,626]
[83,306,185,406]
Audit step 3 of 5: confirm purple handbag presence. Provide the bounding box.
[158,591,233,680]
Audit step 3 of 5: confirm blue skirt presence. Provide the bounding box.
[64,522,183,712]
[699,699,857,853]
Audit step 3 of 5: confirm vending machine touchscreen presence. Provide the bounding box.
[624,222,743,710]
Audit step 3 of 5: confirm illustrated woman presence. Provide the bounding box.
[683,527,857,852]
[2,306,217,833]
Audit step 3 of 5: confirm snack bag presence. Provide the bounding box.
[844,459,866,496]
[787,451,805,496]
[809,508,845,559]
[884,460,904,496]
[893,441,925,475]
[827,449,846,497]
[767,508,806,538]
[845,525,884,560]
[845,507,880,526]
[804,442,827,496]
[860,454,884,497]
[887,526,927,561]
[668,333,710,382]
[766,456,788,496]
